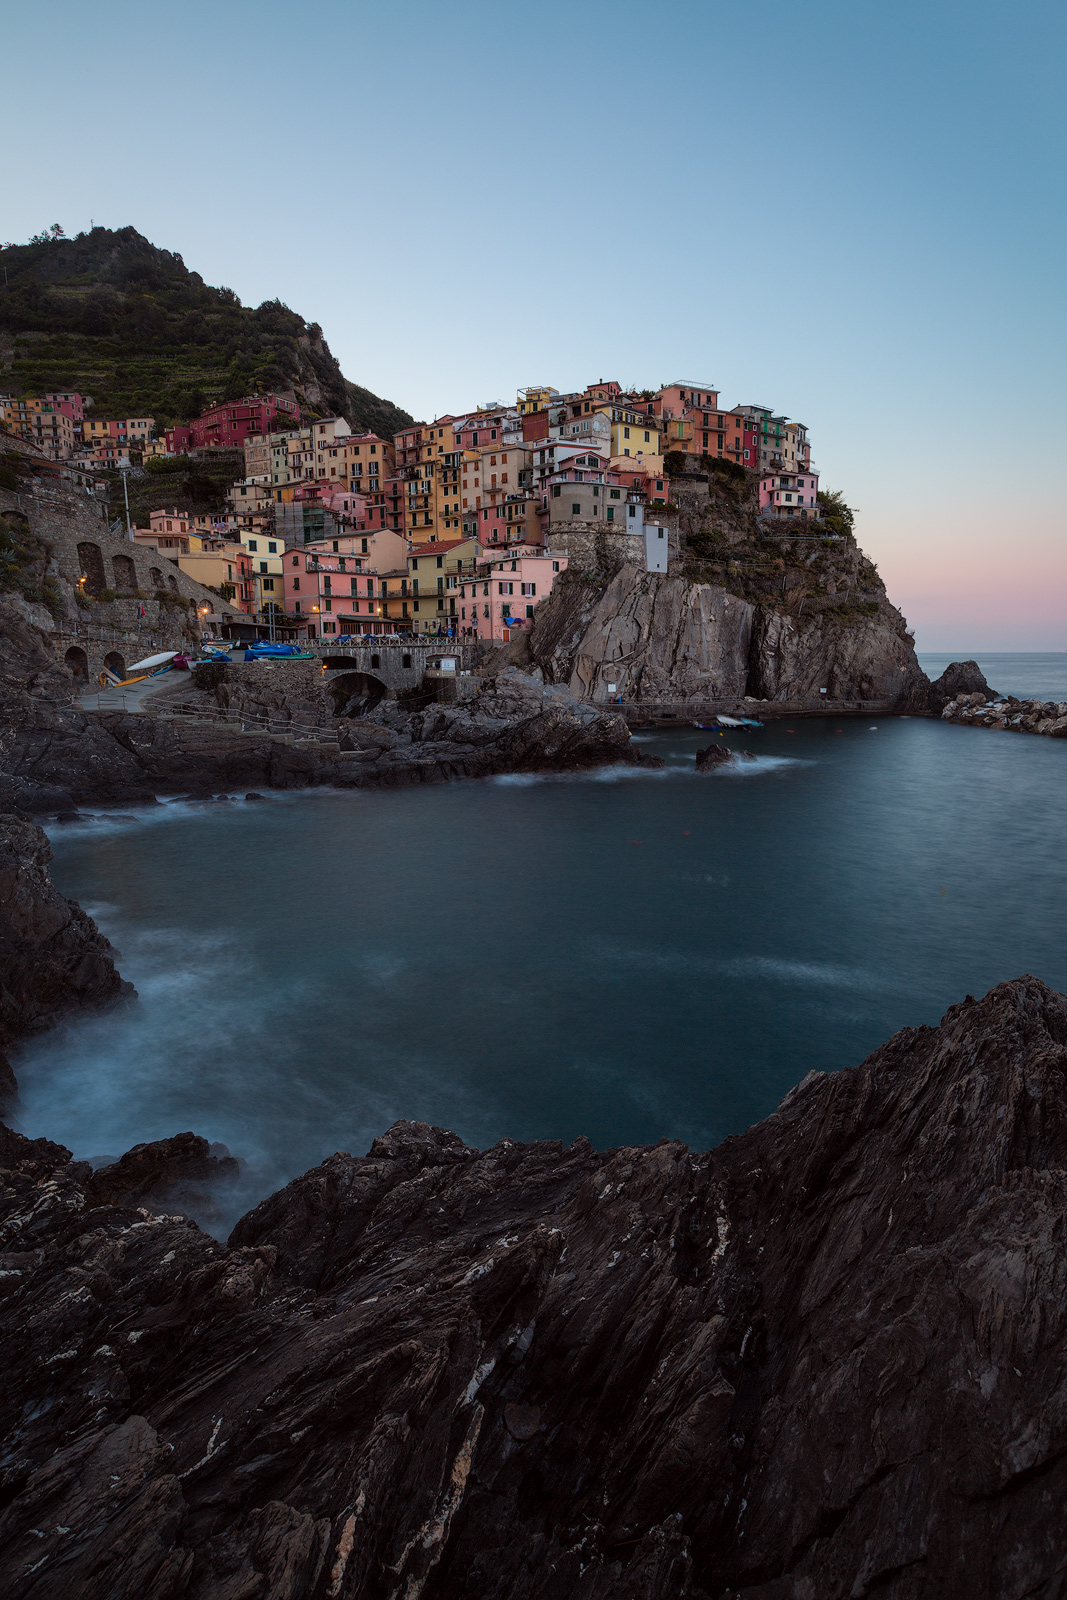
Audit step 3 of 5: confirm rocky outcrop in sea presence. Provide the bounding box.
[943,692,1067,736]
[3,975,1067,1597]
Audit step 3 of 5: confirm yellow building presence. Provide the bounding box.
[235,526,286,615]
[516,386,558,416]
[408,536,482,634]
[0,397,76,459]
[593,402,660,459]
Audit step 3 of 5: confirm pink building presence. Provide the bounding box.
[759,469,821,519]
[282,545,396,636]
[41,392,85,423]
[655,381,720,420]
[457,549,568,643]
[163,425,192,455]
[189,394,300,451]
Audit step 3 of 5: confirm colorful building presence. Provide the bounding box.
[656,381,720,419]
[759,469,821,519]
[188,394,299,451]
[175,542,256,613]
[458,549,568,643]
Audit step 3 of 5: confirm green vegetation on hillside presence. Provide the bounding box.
[0,226,413,435]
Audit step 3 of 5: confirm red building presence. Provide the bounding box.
[189,394,300,451]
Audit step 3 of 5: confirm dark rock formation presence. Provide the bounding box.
[0,610,655,811]
[87,1133,239,1211]
[695,742,733,769]
[0,813,132,1099]
[927,658,994,708]
[3,977,1067,1595]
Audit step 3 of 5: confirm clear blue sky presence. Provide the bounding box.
[5,0,1064,647]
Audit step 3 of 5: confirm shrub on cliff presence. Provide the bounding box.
[818,489,855,539]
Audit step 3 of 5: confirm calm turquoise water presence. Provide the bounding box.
[14,714,1067,1220]
[918,652,1067,699]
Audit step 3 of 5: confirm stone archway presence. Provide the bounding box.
[103,651,126,681]
[76,542,105,594]
[328,671,388,717]
[65,646,89,683]
[112,554,136,593]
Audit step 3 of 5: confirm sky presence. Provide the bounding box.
[4,0,1065,649]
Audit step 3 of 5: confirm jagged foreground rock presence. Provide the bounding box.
[2,976,1067,1597]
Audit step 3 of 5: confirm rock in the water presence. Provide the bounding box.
[3,979,1067,1594]
[87,1132,239,1209]
[0,813,132,1099]
[928,658,995,708]
[695,741,733,768]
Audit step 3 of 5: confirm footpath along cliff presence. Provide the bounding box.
[2,835,1067,1596]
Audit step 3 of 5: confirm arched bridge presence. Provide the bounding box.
[316,639,473,696]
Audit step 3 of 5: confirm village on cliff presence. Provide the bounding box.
[0,382,822,645]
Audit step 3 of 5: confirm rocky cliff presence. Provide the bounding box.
[0,814,131,1099]
[530,471,931,710]
[2,975,1067,1596]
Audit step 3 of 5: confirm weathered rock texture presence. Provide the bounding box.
[0,648,652,812]
[0,813,131,1097]
[529,471,932,710]
[943,692,1067,737]
[3,976,1067,1597]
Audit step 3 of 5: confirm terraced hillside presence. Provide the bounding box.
[0,226,412,435]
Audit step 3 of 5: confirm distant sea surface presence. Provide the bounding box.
[919,652,1067,699]
[14,717,1067,1228]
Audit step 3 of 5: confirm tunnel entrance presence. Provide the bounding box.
[328,671,387,717]
[103,651,127,681]
[65,646,89,683]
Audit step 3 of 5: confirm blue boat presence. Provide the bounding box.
[243,643,316,661]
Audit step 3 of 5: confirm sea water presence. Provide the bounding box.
[918,652,1067,700]
[14,712,1067,1224]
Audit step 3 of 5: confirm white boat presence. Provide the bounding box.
[126,650,179,673]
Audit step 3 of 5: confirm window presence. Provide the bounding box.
[610,488,621,499]
[293,578,301,591]
[607,508,614,521]
[268,541,277,553]
[526,605,534,619]
[624,427,630,439]
[248,539,258,551]
[572,504,581,515]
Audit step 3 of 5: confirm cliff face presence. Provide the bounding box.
[0,814,132,1097]
[3,976,1067,1597]
[532,471,930,710]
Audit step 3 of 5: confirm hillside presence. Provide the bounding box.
[0,226,413,435]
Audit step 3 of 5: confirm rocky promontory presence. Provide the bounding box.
[3,976,1067,1596]
[523,470,936,712]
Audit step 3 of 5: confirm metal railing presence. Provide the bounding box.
[156,698,341,746]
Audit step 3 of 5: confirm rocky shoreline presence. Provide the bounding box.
[1,824,1067,1594]
[3,976,1067,1594]
[942,691,1067,736]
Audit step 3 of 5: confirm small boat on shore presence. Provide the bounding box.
[695,714,764,730]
